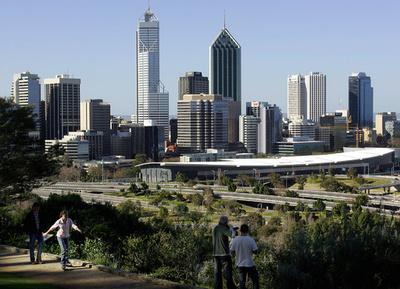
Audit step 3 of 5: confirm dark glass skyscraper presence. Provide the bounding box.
[348,72,373,129]
[209,26,241,102]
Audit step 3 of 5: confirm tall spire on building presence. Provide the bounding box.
[224,10,226,29]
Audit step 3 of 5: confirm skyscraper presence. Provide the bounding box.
[10,72,41,138]
[179,72,209,100]
[81,99,111,156]
[245,102,282,154]
[287,74,306,120]
[177,94,229,153]
[348,72,373,129]
[209,25,241,102]
[135,6,169,140]
[44,74,81,140]
[210,24,241,143]
[305,72,326,122]
[256,102,282,154]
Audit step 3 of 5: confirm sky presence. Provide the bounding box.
[1,0,399,118]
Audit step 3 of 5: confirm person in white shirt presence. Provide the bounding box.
[44,210,82,271]
[230,224,259,289]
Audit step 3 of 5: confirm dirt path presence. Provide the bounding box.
[0,250,171,289]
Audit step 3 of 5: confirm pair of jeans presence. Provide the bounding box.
[214,255,235,289]
[57,237,69,268]
[29,232,44,262]
[237,266,259,289]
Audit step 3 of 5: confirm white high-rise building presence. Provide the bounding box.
[287,74,306,120]
[135,6,169,140]
[10,72,41,137]
[305,72,326,123]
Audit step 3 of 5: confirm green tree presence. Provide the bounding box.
[128,183,140,195]
[295,175,307,190]
[328,167,336,177]
[246,212,264,231]
[332,201,350,218]
[236,173,248,187]
[355,175,367,185]
[319,170,326,180]
[268,172,282,188]
[132,153,148,166]
[352,193,369,212]
[253,183,273,195]
[285,190,299,198]
[191,193,204,207]
[310,172,319,183]
[176,172,189,183]
[158,206,169,218]
[221,176,233,186]
[347,167,358,179]
[116,199,142,216]
[185,211,203,225]
[203,186,215,206]
[313,199,326,212]
[173,202,189,216]
[0,97,63,203]
[175,193,185,202]
[295,201,307,212]
[227,182,237,192]
[223,200,246,217]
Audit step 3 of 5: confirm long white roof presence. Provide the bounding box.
[158,148,394,168]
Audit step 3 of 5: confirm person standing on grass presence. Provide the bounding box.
[44,210,82,271]
[230,224,259,289]
[213,215,236,289]
[24,202,45,264]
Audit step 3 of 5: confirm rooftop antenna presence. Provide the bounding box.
[224,10,226,28]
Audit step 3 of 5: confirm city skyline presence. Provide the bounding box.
[1,0,399,117]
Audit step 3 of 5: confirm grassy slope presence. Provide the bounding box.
[0,271,60,289]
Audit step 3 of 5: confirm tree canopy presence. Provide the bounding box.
[0,97,63,203]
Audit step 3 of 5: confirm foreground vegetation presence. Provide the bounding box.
[2,193,400,289]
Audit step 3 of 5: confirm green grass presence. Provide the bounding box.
[0,271,61,289]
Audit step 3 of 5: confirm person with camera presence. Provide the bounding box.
[213,215,236,289]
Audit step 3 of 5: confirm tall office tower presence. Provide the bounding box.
[209,25,241,102]
[44,74,81,140]
[177,94,229,153]
[375,112,396,136]
[287,74,306,120]
[179,72,209,100]
[81,99,111,156]
[10,72,41,138]
[348,72,373,129]
[305,72,326,122]
[135,7,169,140]
[210,24,241,143]
[246,102,281,154]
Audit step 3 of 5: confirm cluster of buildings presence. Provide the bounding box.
[8,6,400,174]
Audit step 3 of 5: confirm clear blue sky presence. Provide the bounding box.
[1,0,399,117]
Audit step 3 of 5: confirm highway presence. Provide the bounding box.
[32,181,397,216]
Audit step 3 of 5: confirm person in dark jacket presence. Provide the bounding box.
[212,215,236,289]
[24,202,45,264]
